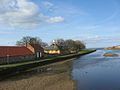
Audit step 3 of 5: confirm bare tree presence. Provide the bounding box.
[51,38,86,53]
[16,36,48,47]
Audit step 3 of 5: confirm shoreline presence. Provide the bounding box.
[0,49,96,90]
[0,59,76,90]
[0,49,96,78]
[0,49,96,68]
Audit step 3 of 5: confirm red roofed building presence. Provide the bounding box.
[0,44,44,64]
[26,43,44,58]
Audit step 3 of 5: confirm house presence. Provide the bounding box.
[44,44,61,55]
[44,40,61,55]
[26,43,44,58]
[0,43,44,64]
[44,40,71,55]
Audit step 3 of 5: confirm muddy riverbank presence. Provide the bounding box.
[0,59,76,90]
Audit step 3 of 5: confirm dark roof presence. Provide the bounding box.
[0,46,33,57]
[30,44,44,51]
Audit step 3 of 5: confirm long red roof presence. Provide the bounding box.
[0,46,33,57]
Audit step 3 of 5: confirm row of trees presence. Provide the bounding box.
[16,36,48,47]
[53,39,86,53]
[16,36,86,53]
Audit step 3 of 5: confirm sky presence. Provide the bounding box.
[0,0,120,48]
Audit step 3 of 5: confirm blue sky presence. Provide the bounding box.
[0,0,120,48]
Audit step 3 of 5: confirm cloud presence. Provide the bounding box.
[42,1,54,9]
[0,0,64,29]
[47,16,64,23]
[83,35,120,44]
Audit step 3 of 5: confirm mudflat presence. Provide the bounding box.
[0,59,76,90]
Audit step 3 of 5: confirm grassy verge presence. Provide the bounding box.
[0,49,96,79]
[0,49,96,69]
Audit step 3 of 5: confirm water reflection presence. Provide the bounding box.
[72,50,120,90]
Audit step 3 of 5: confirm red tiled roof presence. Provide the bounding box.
[0,46,33,57]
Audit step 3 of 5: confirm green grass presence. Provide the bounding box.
[0,49,96,69]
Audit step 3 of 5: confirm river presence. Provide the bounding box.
[72,49,120,90]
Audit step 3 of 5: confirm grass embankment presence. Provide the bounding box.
[0,49,96,78]
[0,49,96,69]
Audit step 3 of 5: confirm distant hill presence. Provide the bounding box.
[105,45,120,50]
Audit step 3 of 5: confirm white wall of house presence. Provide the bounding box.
[36,52,42,58]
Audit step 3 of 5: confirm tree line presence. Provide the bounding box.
[16,36,86,53]
[16,36,48,47]
[53,39,86,53]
